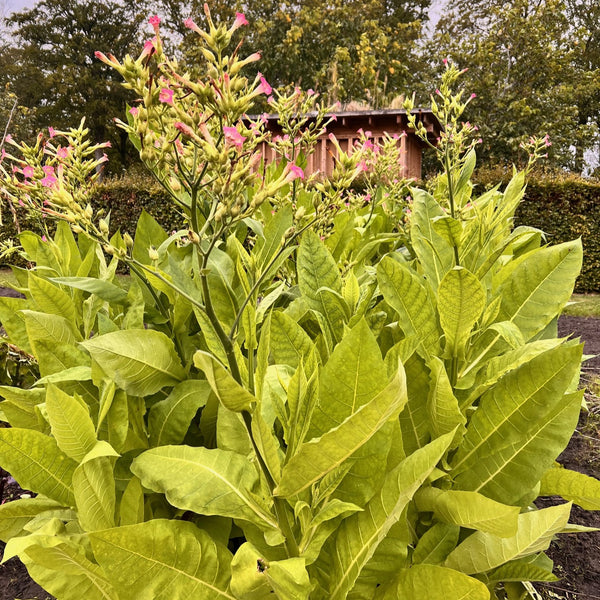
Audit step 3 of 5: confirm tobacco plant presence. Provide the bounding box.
[0,8,599,600]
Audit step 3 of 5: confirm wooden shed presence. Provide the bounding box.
[257,108,440,180]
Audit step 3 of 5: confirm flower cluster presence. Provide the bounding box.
[0,120,110,249]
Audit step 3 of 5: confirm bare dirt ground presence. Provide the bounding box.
[0,299,598,600]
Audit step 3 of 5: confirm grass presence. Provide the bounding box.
[562,294,600,318]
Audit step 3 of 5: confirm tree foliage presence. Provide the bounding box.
[431,0,600,170]
[0,0,146,165]
[159,0,431,107]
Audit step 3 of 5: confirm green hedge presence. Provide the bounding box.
[515,176,600,293]
[2,170,599,292]
[474,169,600,293]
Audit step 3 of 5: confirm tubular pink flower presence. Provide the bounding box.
[232,12,248,30]
[22,165,34,178]
[149,15,161,31]
[257,73,272,96]
[41,174,57,188]
[470,93,477,99]
[285,164,304,182]
[159,88,175,105]
[57,146,70,159]
[48,127,56,138]
[184,18,201,34]
[94,50,121,69]
[42,165,55,176]
[141,38,156,58]
[129,106,139,116]
[223,126,246,149]
[174,121,194,137]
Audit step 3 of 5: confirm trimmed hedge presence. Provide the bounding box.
[2,170,599,292]
[475,169,600,293]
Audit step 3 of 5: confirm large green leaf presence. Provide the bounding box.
[0,428,76,506]
[450,344,582,504]
[327,431,455,599]
[495,240,583,341]
[21,309,80,349]
[51,276,129,304]
[28,272,78,325]
[46,384,97,462]
[412,523,460,565]
[90,520,234,600]
[375,564,490,600]
[438,267,485,359]
[409,188,455,288]
[231,542,311,600]
[73,457,116,531]
[308,319,387,438]
[193,351,255,413]
[377,256,441,359]
[443,503,572,574]
[398,353,431,454]
[0,296,31,352]
[427,357,465,443]
[275,367,407,498]
[540,465,600,510]
[269,311,314,369]
[0,385,45,430]
[298,230,345,341]
[0,497,65,542]
[131,446,277,530]
[81,329,186,396]
[23,541,119,600]
[148,380,212,446]
[415,488,520,537]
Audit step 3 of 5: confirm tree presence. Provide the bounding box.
[159,0,431,107]
[431,0,600,171]
[0,0,147,167]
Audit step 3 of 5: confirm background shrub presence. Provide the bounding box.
[475,168,600,293]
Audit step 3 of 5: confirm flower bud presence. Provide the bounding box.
[99,218,109,235]
[123,232,134,248]
[148,246,159,261]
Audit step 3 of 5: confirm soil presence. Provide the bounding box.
[0,291,598,600]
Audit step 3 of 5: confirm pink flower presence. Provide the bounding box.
[48,127,56,138]
[129,106,139,116]
[22,165,34,178]
[41,235,48,242]
[256,73,272,96]
[442,58,448,66]
[285,164,304,182]
[141,38,156,57]
[184,18,198,31]
[543,134,552,147]
[232,12,248,30]
[159,88,174,105]
[42,165,55,176]
[357,160,367,172]
[56,146,70,159]
[149,15,161,31]
[307,89,315,96]
[470,93,477,99]
[223,126,246,149]
[174,121,194,137]
[41,174,57,188]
